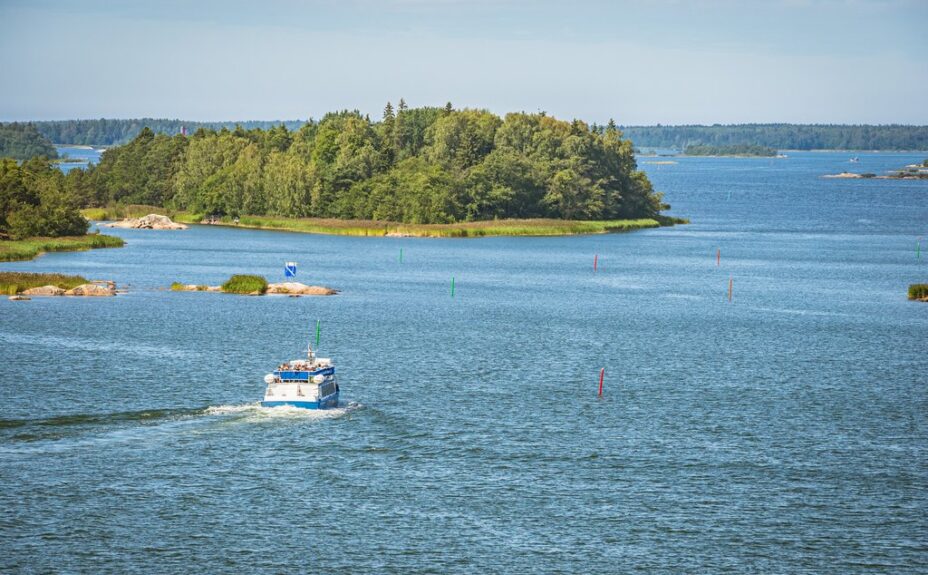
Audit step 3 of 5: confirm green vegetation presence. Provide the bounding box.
[0,123,58,160]
[80,204,173,221]
[0,271,87,295]
[170,282,209,291]
[0,233,124,262]
[683,144,777,157]
[32,119,928,151]
[220,274,268,294]
[1,157,88,240]
[621,124,928,151]
[909,284,928,300]
[202,214,670,237]
[69,105,668,226]
[34,119,306,146]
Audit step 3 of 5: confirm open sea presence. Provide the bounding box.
[1,151,926,573]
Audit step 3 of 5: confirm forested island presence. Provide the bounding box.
[0,123,58,160]
[682,144,777,157]
[621,124,928,151]
[64,104,670,227]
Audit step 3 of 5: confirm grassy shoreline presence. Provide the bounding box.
[0,234,125,262]
[1,271,88,295]
[81,205,686,238]
[179,214,685,238]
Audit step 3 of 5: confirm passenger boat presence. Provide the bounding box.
[261,344,339,409]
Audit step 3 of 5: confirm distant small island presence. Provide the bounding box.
[683,144,778,157]
[824,159,928,180]
[171,274,337,296]
[909,284,928,302]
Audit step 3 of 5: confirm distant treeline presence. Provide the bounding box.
[683,144,777,157]
[65,104,666,223]
[33,118,306,146]
[620,124,928,151]
[0,123,58,160]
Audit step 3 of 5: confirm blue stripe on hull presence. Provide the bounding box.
[262,392,339,410]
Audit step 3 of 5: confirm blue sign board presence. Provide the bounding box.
[284,261,297,277]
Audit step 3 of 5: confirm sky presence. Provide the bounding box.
[1,0,926,125]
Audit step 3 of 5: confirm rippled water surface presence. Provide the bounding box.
[2,152,926,573]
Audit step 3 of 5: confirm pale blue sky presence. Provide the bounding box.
[1,0,926,124]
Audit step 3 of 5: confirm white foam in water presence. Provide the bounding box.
[203,401,361,421]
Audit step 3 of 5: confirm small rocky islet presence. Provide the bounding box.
[171,275,337,296]
[102,214,187,230]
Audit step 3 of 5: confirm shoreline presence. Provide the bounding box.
[0,234,125,262]
[172,214,684,238]
[83,207,687,238]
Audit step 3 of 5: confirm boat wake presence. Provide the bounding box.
[0,402,362,453]
[203,401,362,421]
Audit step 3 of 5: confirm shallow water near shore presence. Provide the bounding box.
[1,151,926,573]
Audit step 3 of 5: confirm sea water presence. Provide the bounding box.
[1,151,925,573]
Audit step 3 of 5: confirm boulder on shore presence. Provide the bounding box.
[105,214,187,230]
[266,282,339,296]
[22,285,66,296]
[8,295,30,301]
[65,283,116,296]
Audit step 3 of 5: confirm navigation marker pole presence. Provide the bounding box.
[451,276,455,298]
[728,277,733,302]
[594,254,598,272]
[598,368,605,397]
[717,249,720,267]
[918,237,922,259]
[399,248,404,263]
[315,320,321,348]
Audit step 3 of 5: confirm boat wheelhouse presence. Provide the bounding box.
[261,345,339,409]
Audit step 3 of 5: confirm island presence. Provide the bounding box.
[54,105,682,237]
[909,284,928,302]
[2,272,117,300]
[824,160,928,180]
[682,144,778,157]
[171,275,337,296]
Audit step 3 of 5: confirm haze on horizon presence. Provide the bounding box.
[1,0,926,126]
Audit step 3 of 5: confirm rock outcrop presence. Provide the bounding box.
[171,281,337,296]
[65,283,116,296]
[8,295,30,301]
[266,282,339,296]
[22,285,66,296]
[172,284,221,292]
[104,214,187,230]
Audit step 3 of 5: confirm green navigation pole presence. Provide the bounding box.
[451,276,455,297]
[315,319,321,348]
[400,248,404,263]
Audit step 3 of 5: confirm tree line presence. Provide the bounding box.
[33,119,306,146]
[620,124,928,151]
[23,118,928,151]
[67,103,667,224]
[0,157,87,239]
[683,144,777,157]
[0,123,58,161]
